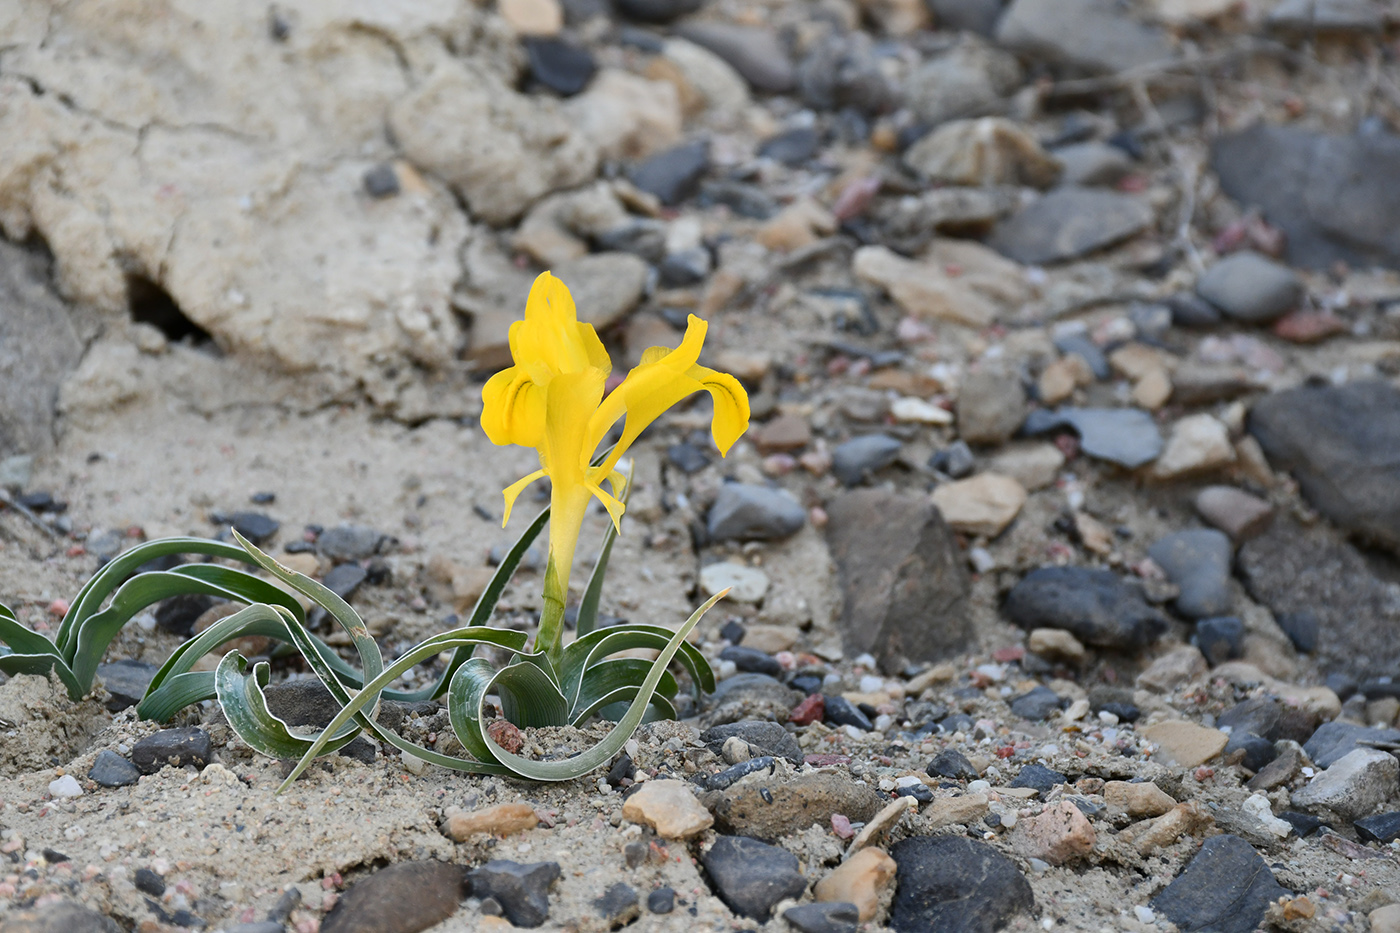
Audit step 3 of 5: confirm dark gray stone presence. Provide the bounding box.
[1052,334,1109,380]
[1303,721,1400,769]
[1237,517,1400,679]
[1167,292,1221,327]
[1008,763,1066,793]
[613,0,702,22]
[1150,835,1289,933]
[701,721,803,764]
[524,38,596,96]
[928,748,979,780]
[658,248,710,287]
[154,593,217,637]
[594,883,639,927]
[675,23,794,92]
[0,901,119,933]
[322,563,367,601]
[926,0,1007,35]
[218,511,280,544]
[322,861,465,933]
[595,221,668,263]
[988,188,1154,265]
[705,757,777,792]
[226,923,286,933]
[708,483,805,541]
[1008,686,1062,721]
[1193,616,1245,665]
[758,127,819,166]
[1279,811,1325,837]
[890,835,1033,933]
[1211,124,1400,271]
[1003,566,1168,649]
[1249,381,1400,556]
[317,523,386,561]
[1225,732,1276,773]
[363,163,399,198]
[1196,252,1302,323]
[825,488,972,675]
[719,645,782,677]
[1268,0,1385,33]
[95,659,159,711]
[701,836,806,921]
[629,140,710,206]
[0,241,90,458]
[1022,407,1162,468]
[667,443,711,474]
[822,695,873,732]
[796,32,900,116]
[784,902,860,933]
[647,887,675,913]
[706,673,804,723]
[930,441,975,479]
[831,434,902,486]
[1052,142,1133,187]
[1355,812,1400,843]
[89,749,140,788]
[468,861,561,928]
[1217,697,1284,741]
[131,727,211,774]
[995,0,1172,74]
[134,867,166,896]
[1275,610,1319,654]
[1147,529,1234,620]
[262,679,429,732]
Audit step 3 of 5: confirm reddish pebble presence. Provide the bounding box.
[66,546,85,557]
[1116,175,1148,192]
[486,719,524,754]
[1193,766,1214,782]
[992,646,1024,663]
[1273,310,1347,344]
[831,814,855,839]
[996,746,1016,759]
[789,694,825,726]
[805,753,851,767]
[1053,433,1080,459]
[48,599,68,617]
[809,506,828,528]
[832,175,881,221]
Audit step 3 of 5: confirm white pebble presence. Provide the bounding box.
[1098,710,1119,725]
[1028,857,1049,874]
[400,751,427,775]
[854,653,877,668]
[859,675,884,693]
[48,775,82,798]
[874,714,895,733]
[843,725,865,740]
[716,659,737,679]
[1134,906,1156,924]
[968,547,996,573]
[968,780,991,794]
[895,775,924,788]
[1064,699,1090,722]
[1000,811,1018,829]
[975,663,1005,682]
[879,778,897,792]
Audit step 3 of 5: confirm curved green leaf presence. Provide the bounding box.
[137,671,217,722]
[215,651,360,760]
[558,625,713,712]
[0,605,83,698]
[494,659,569,728]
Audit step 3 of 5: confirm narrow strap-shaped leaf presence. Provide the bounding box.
[215,652,360,759]
[570,658,678,723]
[575,464,633,638]
[168,564,307,622]
[139,604,295,704]
[469,589,728,782]
[593,693,677,726]
[494,659,570,728]
[0,603,84,698]
[137,671,217,721]
[58,537,253,653]
[559,625,713,711]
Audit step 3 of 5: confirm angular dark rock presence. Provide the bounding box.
[719,645,783,677]
[629,140,710,206]
[758,127,819,166]
[988,188,1154,265]
[89,749,141,788]
[701,721,802,764]
[1150,835,1289,933]
[784,902,860,933]
[1211,124,1400,271]
[1008,686,1062,721]
[831,434,902,486]
[822,695,874,732]
[0,900,120,933]
[1303,721,1400,769]
[889,835,1033,933]
[1354,812,1400,844]
[674,22,794,93]
[467,861,561,929]
[1224,732,1276,773]
[647,886,675,913]
[1008,763,1066,794]
[317,523,386,562]
[134,867,166,896]
[154,593,217,637]
[701,835,806,921]
[95,659,160,711]
[1237,517,1400,679]
[707,483,806,541]
[1022,407,1162,468]
[1193,616,1245,665]
[131,727,211,774]
[216,511,280,544]
[321,563,367,600]
[825,488,972,675]
[1249,381,1400,556]
[1003,566,1167,649]
[995,0,1172,74]
[613,0,702,23]
[928,748,979,780]
[524,38,596,96]
[321,861,465,933]
[593,883,640,928]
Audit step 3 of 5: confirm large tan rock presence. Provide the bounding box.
[853,246,1001,328]
[566,70,683,162]
[931,473,1027,537]
[622,779,714,840]
[814,848,897,923]
[1140,720,1229,767]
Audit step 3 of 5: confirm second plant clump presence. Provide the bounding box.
[0,271,750,784]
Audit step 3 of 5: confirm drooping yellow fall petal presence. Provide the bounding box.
[481,366,546,448]
[686,364,749,456]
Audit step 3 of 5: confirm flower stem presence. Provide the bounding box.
[537,556,567,665]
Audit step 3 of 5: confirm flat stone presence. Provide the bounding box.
[986,443,1064,491]
[753,414,811,454]
[831,434,902,486]
[701,835,807,922]
[1249,381,1400,557]
[317,524,385,561]
[1290,748,1399,820]
[1372,905,1400,933]
[1248,744,1304,792]
[1023,407,1162,469]
[95,659,159,711]
[1195,486,1274,542]
[1008,687,1062,722]
[1211,124,1400,271]
[1304,721,1400,768]
[1053,141,1134,187]
[1149,414,1236,480]
[130,727,211,774]
[524,38,595,96]
[629,140,709,206]
[1104,781,1176,817]
[88,749,140,788]
[928,749,980,780]
[825,488,972,675]
[622,778,714,839]
[1009,763,1067,793]
[701,721,803,764]
[1140,721,1229,768]
[321,563,367,600]
[594,883,640,928]
[758,127,819,167]
[1003,566,1168,649]
[322,862,465,933]
[956,368,1026,446]
[467,861,561,928]
[0,901,120,933]
[784,901,860,933]
[904,118,1060,189]
[889,835,1034,933]
[931,473,1027,538]
[1194,616,1245,665]
[813,847,896,924]
[154,593,217,637]
[708,484,806,541]
[1009,800,1096,865]
[989,188,1154,265]
[614,0,701,22]
[1137,646,1208,693]
[1196,252,1302,323]
[996,0,1174,73]
[1027,627,1087,663]
[703,771,884,843]
[699,562,770,603]
[720,645,782,677]
[443,803,539,842]
[674,23,794,93]
[1355,812,1400,844]
[647,887,676,914]
[1147,529,1234,620]
[1151,835,1288,933]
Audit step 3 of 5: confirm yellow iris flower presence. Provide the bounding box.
[481,271,749,656]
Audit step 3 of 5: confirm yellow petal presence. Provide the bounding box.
[588,480,627,535]
[481,366,545,448]
[590,364,706,478]
[540,368,606,480]
[517,272,611,378]
[501,469,547,526]
[687,364,750,456]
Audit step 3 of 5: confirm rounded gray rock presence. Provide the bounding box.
[1195,251,1301,323]
[701,835,806,921]
[1147,529,1234,620]
[707,484,805,541]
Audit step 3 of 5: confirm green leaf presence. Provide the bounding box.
[0,603,84,698]
[558,624,713,712]
[215,651,360,760]
[468,589,727,782]
[570,658,678,725]
[494,658,570,728]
